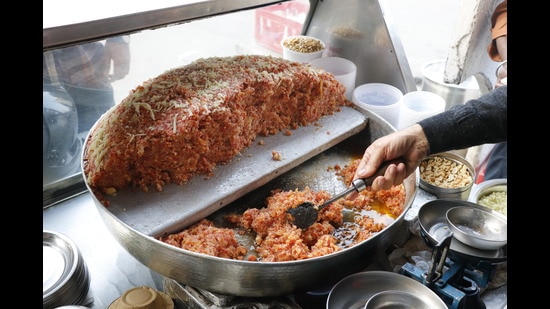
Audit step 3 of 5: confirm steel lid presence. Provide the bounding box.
[43,230,91,309]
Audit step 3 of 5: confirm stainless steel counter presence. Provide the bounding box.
[43,186,506,308]
[43,192,161,309]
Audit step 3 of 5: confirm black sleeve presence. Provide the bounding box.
[418,86,507,154]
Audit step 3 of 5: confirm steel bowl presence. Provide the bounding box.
[327,271,447,309]
[419,152,475,200]
[364,290,431,309]
[417,199,507,264]
[468,178,507,217]
[446,206,507,250]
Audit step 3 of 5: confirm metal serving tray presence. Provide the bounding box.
[102,106,368,237]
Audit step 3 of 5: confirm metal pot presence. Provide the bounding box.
[421,60,481,111]
[87,109,417,297]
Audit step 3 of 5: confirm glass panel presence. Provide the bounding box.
[43,0,198,28]
[42,0,310,204]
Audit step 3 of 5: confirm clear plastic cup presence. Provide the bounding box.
[397,90,446,129]
[309,57,357,100]
[352,83,403,128]
[281,35,325,63]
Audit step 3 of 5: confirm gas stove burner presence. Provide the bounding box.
[162,278,302,308]
[399,230,501,309]
[400,260,490,309]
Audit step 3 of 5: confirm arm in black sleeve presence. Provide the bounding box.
[418,85,507,154]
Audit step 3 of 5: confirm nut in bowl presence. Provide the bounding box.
[281,35,325,63]
[445,206,507,250]
[419,152,475,200]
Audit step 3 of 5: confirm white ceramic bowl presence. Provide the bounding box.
[281,35,325,63]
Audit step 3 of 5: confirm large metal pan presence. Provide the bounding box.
[86,108,417,297]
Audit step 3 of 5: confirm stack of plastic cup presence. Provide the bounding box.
[309,57,357,100]
[352,83,403,128]
[397,91,446,129]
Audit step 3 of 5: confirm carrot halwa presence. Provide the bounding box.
[160,158,406,262]
[82,55,351,206]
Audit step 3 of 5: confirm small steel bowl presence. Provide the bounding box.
[445,206,507,250]
[364,290,431,309]
[468,178,507,217]
[419,152,475,200]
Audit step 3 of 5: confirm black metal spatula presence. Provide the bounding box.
[287,158,403,229]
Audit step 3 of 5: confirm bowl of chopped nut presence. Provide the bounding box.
[419,152,475,200]
[281,35,325,63]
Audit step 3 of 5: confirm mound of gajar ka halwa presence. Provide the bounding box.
[82,55,351,206]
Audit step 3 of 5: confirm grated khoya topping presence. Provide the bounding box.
[124,55,319,119]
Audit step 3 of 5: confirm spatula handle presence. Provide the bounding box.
[317,158,404,211]
[351,158,405,192]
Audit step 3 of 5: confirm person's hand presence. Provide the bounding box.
[349,124,430,196]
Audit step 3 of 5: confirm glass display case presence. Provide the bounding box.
[42,0,415,207]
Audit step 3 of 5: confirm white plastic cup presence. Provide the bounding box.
[398,90,446,129]
[309,57,357,100]
[281,35,325,63]
[352,83,403,128]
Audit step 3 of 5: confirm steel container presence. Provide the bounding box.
[421,60,481,110]
[468,178,507,216]
[43,231,91,309]
[419,152,475,200]
[327,271,447,309]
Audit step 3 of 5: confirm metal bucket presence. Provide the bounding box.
[421,60,481,110]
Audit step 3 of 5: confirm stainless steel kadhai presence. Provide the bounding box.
[85,108,417,297]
